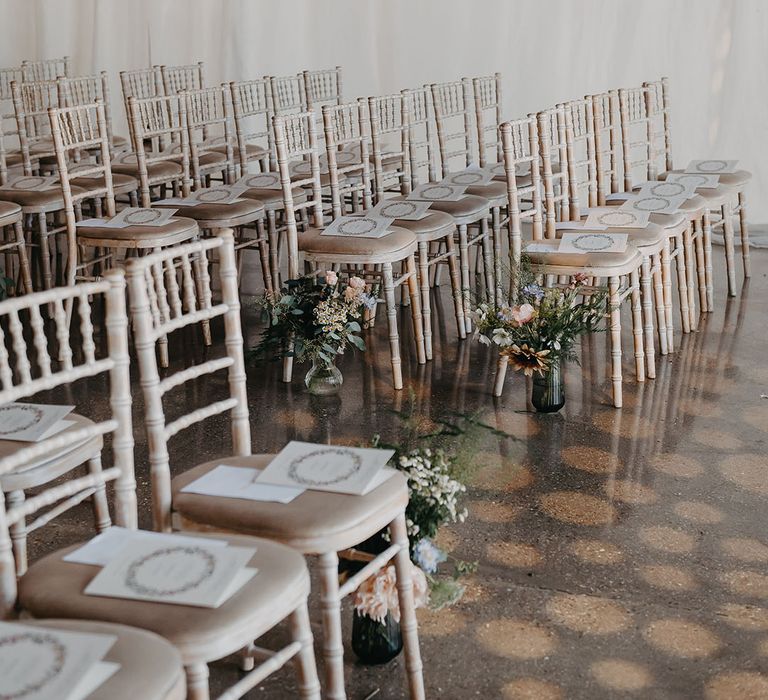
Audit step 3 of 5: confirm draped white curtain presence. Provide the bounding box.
[2,0,766,222]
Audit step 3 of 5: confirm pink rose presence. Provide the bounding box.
[512,303,535,325]
[325,270,338,285]
[349,276,365,290]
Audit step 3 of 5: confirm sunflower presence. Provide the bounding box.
[504,343,551,376]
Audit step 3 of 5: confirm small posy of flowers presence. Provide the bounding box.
[254,272,377,365]
[474,259,607,376]
[354,563,429,624]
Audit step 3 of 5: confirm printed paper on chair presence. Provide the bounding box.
[0,402,74,442]
[558,232,629,254]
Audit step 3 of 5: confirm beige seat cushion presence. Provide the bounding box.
[5,151,24,167]
[524,240,642,270]
[172,456,410,552]
[72,173,138,195]
[219,143,267,160]
[300,223,417,262]
[155,199,265,227]
[111,158,183,182]
[387,210,455,240]
[0,200,22,225]
[558,222,664,249]
[242,186,306,211]
[0,187,73,210]
[426,194,489,224]
[23,619,185,700]
[19,532,309,661]
[77,216,199,248]
[465,181,507,207]
[197,151,227,169]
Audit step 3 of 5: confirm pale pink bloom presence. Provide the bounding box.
[512,303,535,325]
[349,275,366,289]
[354,564,429,624]
[344,287,360,302]
[325,270,338,285]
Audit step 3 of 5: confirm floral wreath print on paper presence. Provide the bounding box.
[0,405,44,436]
[378,201,420,219]
[287,447,363,487]
[195,187,238,203]
[670,173,712,189]
[567,234,616,252]
[417,185,457,200]
[0,632,66,700]
[5,176,54,191]
[692,159,730,173]
[645,181,687,198]
[243,173,281,189]
[124,546,216,597]
[595,210,641,228]
[121,208,167,225]
[446,171,485,186]
[334,218,380,236]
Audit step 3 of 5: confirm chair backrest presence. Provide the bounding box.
[0,271,135,616]
[272,110,326,277]
[617,84,665,189]
[48,101,117,283]
[367,93,411,199]
[184,86,236,187]
[269,74,307,117]
[21,56,71,83]
[402,86,437,186]
[643,77,674,172]
[127,93,192,206]
[591,90,621,204]
[0,68,22,151]
[124,230,247,532]
[229,78,274,173]
[161,62,205,96]
[560,97,597,219]
[303,66,343,111]
[323,101,374,218]
[499,116,544,264]
[10,79,59,172]
[472,73,503,168]
[430,78,475,177]
[57,72,119,150]
[537,105,570,237]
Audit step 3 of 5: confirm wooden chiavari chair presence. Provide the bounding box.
[496,114,645,408]
[472,73,504,170]
[404,86,492,331]
[303,66,343,111]
[20,56,71,83]
[10,78,59,165]
[0,67,24,170]
[269,73,307,118]
[160,61,205,96]
[0,272,188,700]
[145,231,424,700]
[368,92,466,356]
[273,107,426,390]
[645,77,750,301]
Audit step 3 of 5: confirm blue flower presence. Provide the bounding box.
[413,538,447,574]
[523,284,544,301]
[360,293,378,311]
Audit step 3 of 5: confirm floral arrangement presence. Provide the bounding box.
[254,271,376,365]
[354,563,430,624]
[474,263,608,376]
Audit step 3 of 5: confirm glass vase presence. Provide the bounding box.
[351,610,403,665]
[531,359,565,413]
[304,356,343,395]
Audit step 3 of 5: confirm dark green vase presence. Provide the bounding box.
[531,360,565,413]
[351,611,403,665]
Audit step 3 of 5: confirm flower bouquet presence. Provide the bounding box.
[253,271,376,394]
[474,263,608,411]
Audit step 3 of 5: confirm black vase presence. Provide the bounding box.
[351,610,403,665]
[531,360,565,413]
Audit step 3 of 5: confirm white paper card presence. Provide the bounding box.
[583,208,651,230]
[97,207,178,228]
[0,403,74,442]
[666,172,720,189]
[256,441,395,495]
[181,465,305,503]
[0,622,117,700]
[524,242,559,253]
[85,539,257,608]
[371,199,432,221]
[558,232,628,254]
[235,172,282,190]
[186,185,249,205]
[407,183,466,202]
[321,214,395,239]
[619,192,688,214]
[63,527,227,567]
[67,661,120,699]
[484,162,529,178]
[685,159,738,174]
[443,166,494,187]
[0,175,59,191]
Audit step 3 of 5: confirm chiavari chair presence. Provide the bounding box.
[303,66,343,111]
[10,78,59,166]
[142,231,425,700]
[273,107,426,390]
[0,272,189,700]
[368,92,466,356]
[645,77,750,301]
[20,56,71,83]
[472,73,504,170]
[404,86,492,330]
[0,67,25,170]
[160,61,205,96]
[228,78,272,171]
[496,114,645,408]
[269,73,307,118]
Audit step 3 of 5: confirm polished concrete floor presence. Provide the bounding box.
[27,247,768,699]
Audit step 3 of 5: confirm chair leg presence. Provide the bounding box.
[290,601,322,700]
[491,206,503,306]
[493,353,509,397]
[13,221,33,295]
[683,223,697,331]
[721,202,737,297]
[661,240,674,353]
[406,255,426,365]
[185,662,210,700]
[738,190,751,278]
[37,213,53,296]
[318,551,346,700]
[382,262,404,390]
[693,218,707,316]
[480,217,494,304]
[703,209,714,312]
[417,242,432,361]
[651,253,667,356]
[390,513,425,700]
[675,230,691,334]
[88,455,112,533]
[444,233,466,339]
[254,219,273,296]
[6,490,27,576]
[457,225,471,333]
[267,209,280,291]
[630,268,645,382]
[608,276,623,408]
[639,259,655,379]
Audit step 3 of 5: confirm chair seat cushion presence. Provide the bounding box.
[77,216,199,248]
[18,532,309,660]
[5,150,24,167]
[171,456,409,552]
[0,200,22,225]
[0,413,102,492]
[524,240,642,270]
[0,186,72,210]
[72,173,138,195]
[220,143,267,160]
[557,221,665,249]
[22,619,185,700]
[661,168,751,189]
[197,151,227,168]
[111,157,183,182]
[381,203,455,240]
[465,181,507,206]
[242,186,306,211]
[425,194,489,223]
[299,223,417,261]
[155,198,265,226]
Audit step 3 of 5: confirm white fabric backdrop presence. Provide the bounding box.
[2,0,766,222]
